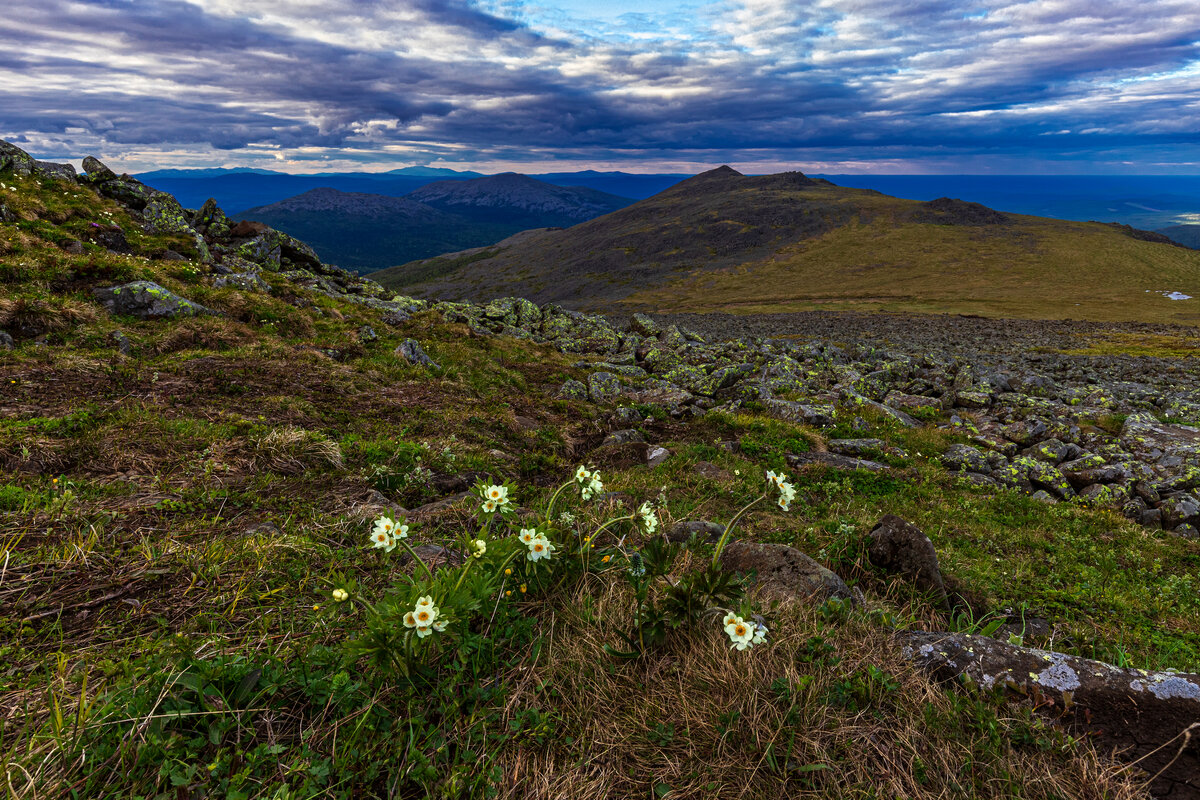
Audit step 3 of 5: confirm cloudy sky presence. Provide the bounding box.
[2,0,1199,173]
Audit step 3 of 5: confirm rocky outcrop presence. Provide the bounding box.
[900,631,1200,797]
[0,140,77,182]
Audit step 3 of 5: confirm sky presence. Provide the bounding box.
[2,0,1199,174]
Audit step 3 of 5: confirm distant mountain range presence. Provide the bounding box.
[1157,224,1200,249]
[236,176,632,272]
[135,168,685,214]
[369,166,1200,325]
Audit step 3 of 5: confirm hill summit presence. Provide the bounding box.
[372,165,1200,325]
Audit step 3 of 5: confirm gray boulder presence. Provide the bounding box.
[557,379,588,400]
[718,541,853,602]
[899,631,1200,797]
[867,515,948,605]
[92,281,212,320]
[394,338,440,369]
[588,371,622,403]
[665,520,724,544]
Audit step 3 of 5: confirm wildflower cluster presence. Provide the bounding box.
[575,466,604,500]
[370,516,408,552]
[766,470,796,511]
[478,483,512,515]
[518,528,556,562]
[723,612,768,651]
[403,596,447,638]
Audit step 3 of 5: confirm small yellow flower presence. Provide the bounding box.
[505,590,512,596]
[519,584,527,593]
[601,555,611,563]
[312,604,320,611]
[504,568,512,575]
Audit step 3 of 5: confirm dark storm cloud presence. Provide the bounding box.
[0,0,1198,168]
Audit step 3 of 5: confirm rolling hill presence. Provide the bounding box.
[237,177,633,273]
[370,166,1200,325]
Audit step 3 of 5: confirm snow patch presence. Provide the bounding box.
[1145,290,1193,300]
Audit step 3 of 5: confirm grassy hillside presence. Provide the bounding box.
[375,167,1200,325]
[4,166,1200,798]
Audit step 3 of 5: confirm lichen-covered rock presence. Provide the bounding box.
[557,379,588,400]
[0,140,37,175]
[941,443,991,474]
[33,160,77,182]
[828,438,888,457]
[628,312,660,337]
[787,451,887,473]
[602,429,645,447]
[719,541,853,602]
[898,630,1200,797]
[213,272,270,292]
[665,520,724,544]
[92,281,212,320]
[867,515,947,605]
[587,371,622,403]
[763,399,835,428]
[394,338,440,369]
[0,331,14,350]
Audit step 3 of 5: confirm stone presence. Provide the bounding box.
[1171,523,1200,539]
[763,399,836,427]
[1159,494,1200,528]
[0,331,13,350]
[828,438,887,457]
[110,331,132,356]
[588,371,622,403]
[665,520,724,544]
[357,325,378,343]
[787,451,887,472]
[941,443,992,474]
[557,379,589,400]
[0,140,37,175]
[867,515,948,605]
[394,338,440,369]
[718,541,854,602]
[1073,483,1130,509]
[628,312,660,337]
[213,272,270,293]
[602,429,645,447]
[898,631,1200,797]
[646,445,671,467]
[92,281,212,320]
[692,460,732,481]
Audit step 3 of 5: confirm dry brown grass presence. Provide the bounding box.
[250,427,344,474]
[487,572,1148,800]
[152,317,255,354]
[0,296,96,338]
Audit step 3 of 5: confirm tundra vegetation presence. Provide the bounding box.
[0,147,1198,799]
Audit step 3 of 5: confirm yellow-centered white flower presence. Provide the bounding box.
[526,535,555,562]
[472,539,487,558]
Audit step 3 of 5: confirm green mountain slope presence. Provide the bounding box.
[373,166,1200,325]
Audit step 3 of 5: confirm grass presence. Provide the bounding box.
[2,169,1195,798]
[623,211,1200,324]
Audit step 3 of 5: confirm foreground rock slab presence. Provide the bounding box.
[93,281,212,319]
[899,630,1200,797]
[719,541,854,602]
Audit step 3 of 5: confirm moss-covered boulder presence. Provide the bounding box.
[93,281,213,320]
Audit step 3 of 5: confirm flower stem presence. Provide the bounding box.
[544,479,575,521]
[398,539,435,581]
[711,492,767,568]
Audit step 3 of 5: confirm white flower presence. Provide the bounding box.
[416,595,435,609]
[722,612,740,629]
[575,466,591,483]
[526,535,555,562]
[581,472,604,500]
[484,485,509,505]
[518,528,538,545]
[413,603,439,628]
[373,516,397,538]
[753,624,768,645]
[331,588,349,603]
[395,523,409,539]
[471,538,487,558]
[638,501,657,534]
[416,625,433,638]
[370,529,394,551]
[724,615,755,650]
[766,470,781,486]
[482,499,498,514]
[403,611,417,628]
[432,618,448,632]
